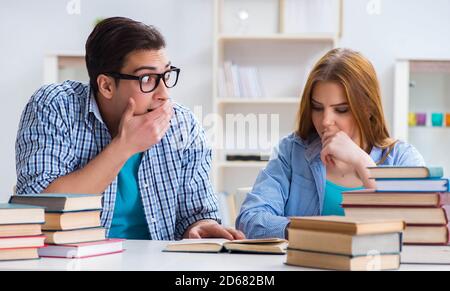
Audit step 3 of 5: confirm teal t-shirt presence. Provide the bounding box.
[109,153,150,240]
[322,180,364,216]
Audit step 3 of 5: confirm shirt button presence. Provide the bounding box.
[151,217,157,223]
[143,183,149,188]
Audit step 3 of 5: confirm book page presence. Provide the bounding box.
[168,239,230,246]
[228,238,287,244]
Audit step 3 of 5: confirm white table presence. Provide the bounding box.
[0,240,447,271]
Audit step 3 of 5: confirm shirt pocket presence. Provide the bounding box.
[289,173,319,215]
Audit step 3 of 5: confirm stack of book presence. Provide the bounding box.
[286,216,405,271]
[10,194,123,258]
[10,194,105,245]
[0,203,46,261]
[342,166,450,264]
[342,166,449,245]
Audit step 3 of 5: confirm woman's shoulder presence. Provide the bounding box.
[276,133,312,154]
[381,140,426,167]
[392,140,416,150]
[279,132,319,148]
[271,133,320,168]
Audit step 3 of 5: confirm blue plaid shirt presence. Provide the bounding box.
[15,80,220,240]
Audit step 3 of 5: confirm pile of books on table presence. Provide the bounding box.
[343,166,450,264]
[0,203,46,261]
[10,194,124,259]
[286,216,404,271]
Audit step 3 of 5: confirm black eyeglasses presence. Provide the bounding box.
[105,66,181,93]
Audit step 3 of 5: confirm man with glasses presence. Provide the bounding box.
[15,17,244,241]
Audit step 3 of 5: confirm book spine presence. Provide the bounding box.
[344,206,449,226]
[343,191,443,195]
[374,178,449,192]
[231,64,241,98]
[342,205,442,209]
[443,205,449,225]
[39,250,125,259]
[342,193,443,207]
[447,226,450,245]
[376,189,448,193]
[439,193,450,206]
[403,242,450,246]
[217,67,227,98]
[375,178,448,181]
[223,61,234,98]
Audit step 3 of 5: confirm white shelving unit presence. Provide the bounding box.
[217,97,300,105]
[43,51,87,84]
[212,0,342,226]
[394,59,450,176]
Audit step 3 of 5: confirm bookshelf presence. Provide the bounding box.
[217,97,300,105]
[394,59,450,177]
[43,51,87,84]
[212,0,342,226]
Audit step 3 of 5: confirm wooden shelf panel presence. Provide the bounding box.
[216,98,300,104]
[217,161,268,168]
[218,33,336,42]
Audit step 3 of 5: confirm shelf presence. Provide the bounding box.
[46,51,85,57]
[216,98,300,104]
[43,51,88,84]
[217,161,268,168]
[212,0,342,197]
[409,126,450,129]
[218,33,336,42]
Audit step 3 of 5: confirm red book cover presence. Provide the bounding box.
[38,239,125,259]
[343,206,450,226]
[56,238,125,248]
[342,190,450,208]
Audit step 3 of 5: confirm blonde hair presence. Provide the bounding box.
[295,48,395,154]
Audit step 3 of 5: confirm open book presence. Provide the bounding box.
[164,238,288,255]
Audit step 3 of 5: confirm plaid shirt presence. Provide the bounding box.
[15,80,220,240]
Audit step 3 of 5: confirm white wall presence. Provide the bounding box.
[1,0,450,202]
[339,0,450,127]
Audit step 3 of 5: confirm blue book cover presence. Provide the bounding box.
[375,178,449,193]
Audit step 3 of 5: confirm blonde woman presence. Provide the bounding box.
[236,48,425,239]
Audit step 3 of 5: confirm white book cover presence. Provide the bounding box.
[217,67,227,98]
[402,245,450,264]
[231,64,241,98]
[249,67,262,99]
[223,61,235,98]
[38,239,125,259]
[375,179,448,192]
[238,67,250,98]
[254,67,265,98]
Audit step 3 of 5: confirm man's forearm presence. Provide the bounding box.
[43,138,132,194]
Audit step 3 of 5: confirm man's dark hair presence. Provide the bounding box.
[85,17,166,94]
